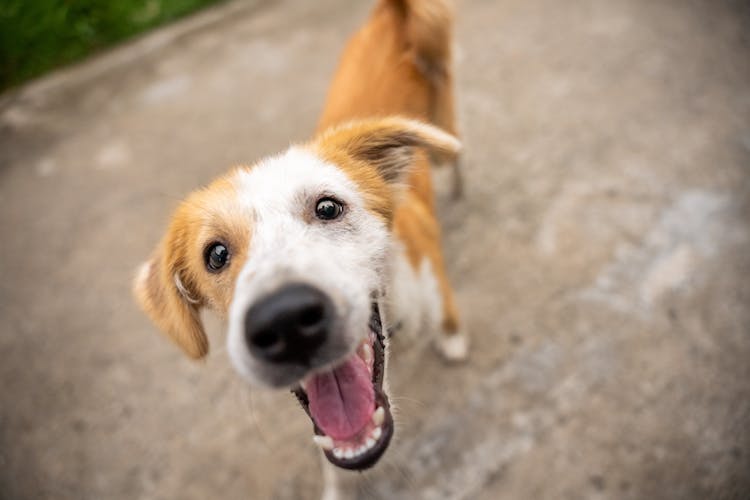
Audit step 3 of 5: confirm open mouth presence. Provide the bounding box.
[292,303,393,470]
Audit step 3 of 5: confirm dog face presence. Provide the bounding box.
[134,118,459,469]
[226,147,392,387]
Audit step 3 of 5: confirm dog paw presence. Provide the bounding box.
[435,330,469,362]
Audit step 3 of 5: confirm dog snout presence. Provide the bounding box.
[244,283,332,364]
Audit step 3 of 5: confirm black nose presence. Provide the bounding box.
[244,284,333,364]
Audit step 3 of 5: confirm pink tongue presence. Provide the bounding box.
[306,354,375,440]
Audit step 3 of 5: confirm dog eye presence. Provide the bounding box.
[205,242,230,272]
[315,198,344,221]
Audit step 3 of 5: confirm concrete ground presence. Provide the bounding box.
[1,0,749,498]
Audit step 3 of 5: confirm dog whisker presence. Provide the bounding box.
[381,450,419,492]
[389,396,428,409]
[234,384,273,452]
[355,471,384,500]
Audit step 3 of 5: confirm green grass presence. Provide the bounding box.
[0,0,226,91]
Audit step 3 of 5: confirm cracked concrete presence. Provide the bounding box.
[1,0,749,499]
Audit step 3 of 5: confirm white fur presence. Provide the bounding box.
[435,329,468,361]
[320,454,341,500]
[226,147,391,387]
[387,247,443,340]
[388,246,468,361]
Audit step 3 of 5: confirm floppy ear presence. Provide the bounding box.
[315,117,461,184]
[133,233,209,359]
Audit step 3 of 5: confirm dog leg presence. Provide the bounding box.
[428,230,468,361]
[419,219,468,362]
[432,264,469,362]
[430,58,463,201]
[320,453,340,500]
[394,197,468,362]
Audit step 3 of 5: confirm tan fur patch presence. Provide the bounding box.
[308,117,459,223]
[133,172,252,357]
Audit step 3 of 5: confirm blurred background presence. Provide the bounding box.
[1,0,749,499]
[0,0,226,90]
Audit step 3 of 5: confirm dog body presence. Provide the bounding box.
[134,0,465,496]
[319,0,465,358]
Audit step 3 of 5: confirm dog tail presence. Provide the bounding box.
[390,0,454,81]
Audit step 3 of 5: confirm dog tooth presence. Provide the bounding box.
[366,438,376,449]
[313,435,334,450]
[372,406,385,426]
[333,448,343,459]
[344,448,354,459]
[361,343,374,365]
[372,426,382,440]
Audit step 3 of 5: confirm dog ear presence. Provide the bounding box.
[315,117,461,184]
[133,228,208,360]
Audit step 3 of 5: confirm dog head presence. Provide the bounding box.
[133,117,460,469]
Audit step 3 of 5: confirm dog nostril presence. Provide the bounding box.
[298,304,325,329]
[252,329,281,349]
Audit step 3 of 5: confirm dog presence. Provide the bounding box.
[133,0,466,496]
